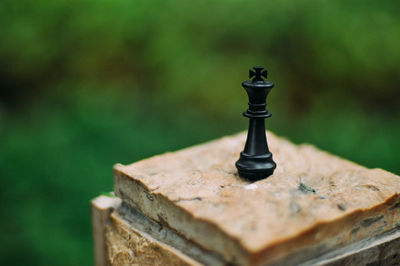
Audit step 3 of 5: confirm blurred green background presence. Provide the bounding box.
[0,0,399,265]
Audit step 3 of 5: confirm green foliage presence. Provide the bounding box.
[0,0,399,265]
[2,0,400,112]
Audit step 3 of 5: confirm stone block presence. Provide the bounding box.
[113,131,400,265]
[92,195,210,265]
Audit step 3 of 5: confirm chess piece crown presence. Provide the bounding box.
[235,66,276,180]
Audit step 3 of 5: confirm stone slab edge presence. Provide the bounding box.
[112,202,226,265]
[91,195,122,266]
[92,195,206,266]
[114,167,400,265]
[300,226,400,265]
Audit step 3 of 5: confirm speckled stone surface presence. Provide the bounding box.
[106,210,201,266]
[114,131,400,265]
[92,196,205,266]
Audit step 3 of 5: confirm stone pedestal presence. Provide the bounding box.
[92,132,400,265]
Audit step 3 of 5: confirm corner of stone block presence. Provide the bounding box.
[92,194,122,211]
[113,163,126,174]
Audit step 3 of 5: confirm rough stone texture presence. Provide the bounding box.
[106,210,201,266]
[92,195,204,266]
[92,196,400,266]
[114,131,400,265]
[92,195,122,266]
[301,227,400,265]
[109,203,225,266]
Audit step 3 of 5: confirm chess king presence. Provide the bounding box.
[235,67,276,180]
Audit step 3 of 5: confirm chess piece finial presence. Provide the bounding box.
[235,66,276,180]
[249,66,268,81]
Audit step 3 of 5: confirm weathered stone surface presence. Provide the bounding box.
[106,210,201,266]
[109,203,225,266]
[92,196,400,266]
[301,227,400,265]
[92,195,122,266]
[92,195,204,266]
[114,131,400,265]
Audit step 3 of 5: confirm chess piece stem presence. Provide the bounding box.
[235,67,276,180]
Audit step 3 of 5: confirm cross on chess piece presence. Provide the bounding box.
[249,66,268,81]
[235,66,276,181]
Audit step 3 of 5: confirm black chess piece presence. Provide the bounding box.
[235,67,276,180]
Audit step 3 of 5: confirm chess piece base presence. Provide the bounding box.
[235,152,276,180]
